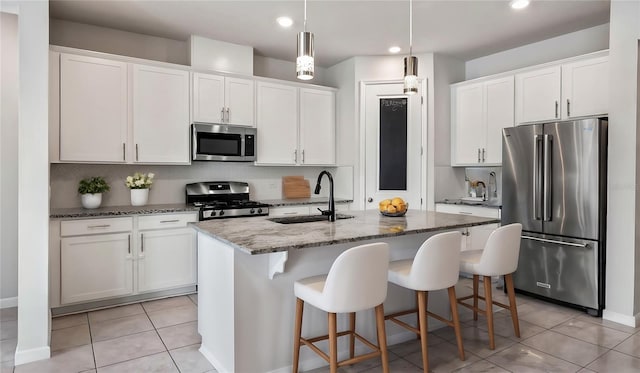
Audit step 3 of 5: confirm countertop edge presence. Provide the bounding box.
[50,204,200,219]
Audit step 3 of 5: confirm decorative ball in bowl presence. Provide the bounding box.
[379,198,408,217]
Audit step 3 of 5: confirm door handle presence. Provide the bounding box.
[367,197,373,203]
[482,148,486,162]
[555,101,559,118]
[533,135,542,220]
[567,99,571,117]
[160,219,180,223]
[293,149,297,163]
[225,107,230,122]
[135,144,139,161]
[302,150,305,163]
[543,134,552,222]
[522,235,588,248]
[141,233,144,253]
[87,224,110,229]
[127,234,131,254]
[221,107,225,122]
[477,148,481,163]
[123,143,126,161]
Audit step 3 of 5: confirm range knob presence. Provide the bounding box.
[210,210,217,217]
[250,208,255,214]
[219,210,225,216]
[257,208,263,214]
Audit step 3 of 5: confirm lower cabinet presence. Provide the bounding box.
[61,233,133,304]
[434,204,500,252]
[138,227,197,293]
[269,203,350,217]
[54,212,198,307]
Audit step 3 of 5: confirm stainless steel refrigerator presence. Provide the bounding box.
[502,118,607,316]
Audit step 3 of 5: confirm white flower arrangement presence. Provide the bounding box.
[125,172,155,189]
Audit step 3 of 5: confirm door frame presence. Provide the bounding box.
[358,79,432,211]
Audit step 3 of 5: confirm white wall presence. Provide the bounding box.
[0,12,19,307]
[4,0,51,365]
[465,23,610,80]
[602,1,640,326]
[50,19,189,65]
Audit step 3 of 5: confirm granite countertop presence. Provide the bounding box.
[193,210,500,255]
[50,204,200,219]
[437,199,502,209]
[260,197,353,207]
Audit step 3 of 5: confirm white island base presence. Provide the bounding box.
[197,232,455,373]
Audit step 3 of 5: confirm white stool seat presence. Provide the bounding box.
[385,231,464,373]
[292,242,391,373]
[457,223,523,351]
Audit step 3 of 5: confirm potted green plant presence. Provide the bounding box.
[78,176,110,209]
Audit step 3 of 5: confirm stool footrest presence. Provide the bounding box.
[338,351,382,367]
[299,330,380,364]
[385,308,455,334]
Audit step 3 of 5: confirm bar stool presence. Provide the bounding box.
[457,223,523,350]
[385,231,465,373]
[292,242,390,373]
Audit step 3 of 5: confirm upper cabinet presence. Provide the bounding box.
[192,72,254,126]
[451,76,514,166]
[60,54,128,162]
[132,64,190,164]
[560,56,609,119]
[56,53,191,164]
[256,82,336,166]
[515,55,609,124]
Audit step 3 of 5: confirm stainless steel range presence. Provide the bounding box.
[186,181,269,220]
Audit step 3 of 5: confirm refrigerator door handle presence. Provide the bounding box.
[533,135,542,220]
[522,235,588,248]
[543,134,552,221]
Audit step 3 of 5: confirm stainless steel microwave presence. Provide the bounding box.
[192,123,256,161]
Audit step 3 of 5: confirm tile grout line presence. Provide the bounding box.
[141,302,182,372]
[84,312,98,373]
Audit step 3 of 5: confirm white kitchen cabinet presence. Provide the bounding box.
[61,233,133,304]
[137,227,197,293]
[434,204,500,252]
[192,72,255,126]
[299,88,336,165]
[451,76,514,166]
[561,56,608,119]
[256,81,299,165]
[60,53,128,162]
[132,64,190,164]
[515,66,561,124]
[269,203,349,217]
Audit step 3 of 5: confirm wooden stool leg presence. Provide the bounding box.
[448,286,465,361]
[292,298,303,373]
[415,292,421,340]
[505,273,521,337]
[483,276,495,350]
[473,275,479,321]
[417,291,429,373]
[328,312,338,373]
[375,304,390,373]
[349,312,356,359]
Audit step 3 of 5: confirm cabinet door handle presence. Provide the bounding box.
[482,148,486,162]
[88,224,110,229]
[459,211,473,215]
[226,108,230,122]
[135,144,139,161]
[477,148,481,163]
[123,143,126,161]
[283,212,299,215]
[302,150,305,163]
[294,149,298,163]
[127,234,131,254]
[141,233,144,253]
[567,99,571,117]
[555,101,559,118]
[221,107,225,122]
[160,219,180,223]
[461,229,470,236]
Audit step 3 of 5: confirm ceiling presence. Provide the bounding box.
[49,0,611,67]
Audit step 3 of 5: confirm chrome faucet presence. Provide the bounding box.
[489,171,498,199]
[314,171,336,222]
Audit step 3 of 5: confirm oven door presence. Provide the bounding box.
[192,123,256,161]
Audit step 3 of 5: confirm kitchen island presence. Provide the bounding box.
[193,210,499,373]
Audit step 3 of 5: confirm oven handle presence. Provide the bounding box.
[522,235,588,248]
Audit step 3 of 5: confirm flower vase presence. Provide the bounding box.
[81,193,102,209]
[130,188,149,206]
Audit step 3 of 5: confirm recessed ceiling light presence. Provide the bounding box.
[510,0,530,10]
[277,16,293,28]
[389,46,401,54]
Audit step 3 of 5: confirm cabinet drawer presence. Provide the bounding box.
[61,217,133,237]
[435,204,500,219]
[269,206,310,217]
[137,213,198,230]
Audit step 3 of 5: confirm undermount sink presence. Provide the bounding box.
[268,214,354,224]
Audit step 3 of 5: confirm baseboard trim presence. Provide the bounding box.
[602,309,640,327]
[199,344,232,373]
[14,346,50,366]
[0,297,18,309]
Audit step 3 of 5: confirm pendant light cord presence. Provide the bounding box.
[409,0,413,56]
[304,0,307,32]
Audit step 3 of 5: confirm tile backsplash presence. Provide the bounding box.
[50,163,354,209]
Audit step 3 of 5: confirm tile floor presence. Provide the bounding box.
[1,279,640,372]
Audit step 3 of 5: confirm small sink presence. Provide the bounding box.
[268,214,354,224]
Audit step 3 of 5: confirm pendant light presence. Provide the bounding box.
[296,0,314,80]
[403,0,418,94]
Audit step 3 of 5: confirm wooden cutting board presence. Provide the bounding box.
[282,176,311,199]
